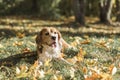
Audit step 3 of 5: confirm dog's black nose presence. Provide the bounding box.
[51,36,56,40]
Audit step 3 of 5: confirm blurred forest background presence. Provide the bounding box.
[0,0,120,24]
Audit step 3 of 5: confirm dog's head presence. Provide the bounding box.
[36,27,61,47]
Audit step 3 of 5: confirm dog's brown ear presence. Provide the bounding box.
[36,31,42,45]
[57,30,62,40]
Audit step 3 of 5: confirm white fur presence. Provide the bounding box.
[38,39,62,63]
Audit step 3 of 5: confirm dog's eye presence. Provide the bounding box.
[45,32,49,35]
[54,32,57,34]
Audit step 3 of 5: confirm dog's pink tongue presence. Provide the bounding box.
[52,42,56,48]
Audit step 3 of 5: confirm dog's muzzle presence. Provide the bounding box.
[51,36,56,40]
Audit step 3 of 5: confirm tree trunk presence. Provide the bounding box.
[99,0,113,24]
[116,0,120,21]
[31,0,38,13]
[72,0,85,25]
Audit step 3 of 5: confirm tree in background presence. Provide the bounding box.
[37,0,61,19]
[1,0,120,24]
[31,0,38,14]
[58,0,72,17]
[116,0,120,21]
[72,0,86,25]
[86,0,99,16]
[99,0,113,24]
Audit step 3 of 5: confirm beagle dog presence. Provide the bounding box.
[36,27,70,64]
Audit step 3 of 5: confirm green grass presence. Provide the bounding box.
[0,17,120,80]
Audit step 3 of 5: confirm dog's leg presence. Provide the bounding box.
[53,57,73,66]
[61,38,71,48]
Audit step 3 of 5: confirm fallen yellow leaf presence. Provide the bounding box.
[100,73,112,80]
[22,47,31,53]
[75,48,85,62]
[17,32,25,38]
[57,75,63,80]
[16,67,21,75]
[13,41,23,46]
[109,64,117,75]
[66,57,77,64]
[81,39,91,44]
[20,65,28,73]
[33,60,39,68]
[85,72,101,80]
[83,67,88,74]
[69,67,75,78]
[37,70,45,78]
[44,59,51,66]
[0,44,3,48]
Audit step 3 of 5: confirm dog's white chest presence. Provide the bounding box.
[38,44,62,62]
[44,45,61,58]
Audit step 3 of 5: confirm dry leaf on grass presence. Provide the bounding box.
[109,64,117,75]
[22,47,31,53]
[0,44,4,48]
[17,32,25,38]
[13,41,23,46]
[81,39,91,44]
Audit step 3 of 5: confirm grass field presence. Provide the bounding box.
[0,17,120,80]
